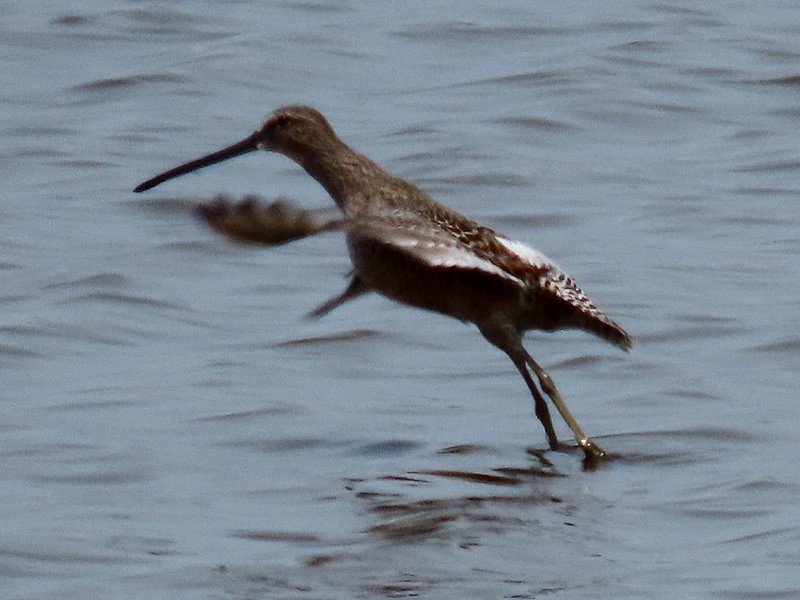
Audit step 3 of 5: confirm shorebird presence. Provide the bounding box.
[134,105,631,465]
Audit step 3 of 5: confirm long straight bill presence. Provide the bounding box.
[133,133,259,193]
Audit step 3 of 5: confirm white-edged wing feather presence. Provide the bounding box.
[357,219,523,284]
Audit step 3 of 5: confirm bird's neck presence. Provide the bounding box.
[288,139,391,213]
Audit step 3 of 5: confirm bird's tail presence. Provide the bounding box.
[580,312,632,351]
[539,270,632,351]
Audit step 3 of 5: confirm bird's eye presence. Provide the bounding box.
[260,114,292,137]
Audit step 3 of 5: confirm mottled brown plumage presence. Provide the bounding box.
[135,105,631,465]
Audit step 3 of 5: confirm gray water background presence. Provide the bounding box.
[2,1,799,598]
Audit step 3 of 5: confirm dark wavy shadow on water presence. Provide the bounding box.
[352,451,567,543]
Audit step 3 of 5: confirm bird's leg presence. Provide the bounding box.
[307,275,370,319]
[511,355,559,450]
[478,322,558,450]
[523,352,606,463]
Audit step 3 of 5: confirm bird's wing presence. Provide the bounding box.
[354,211,525,285]
[198,195,344,245]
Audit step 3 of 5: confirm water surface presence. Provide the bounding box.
[2,2,799,598]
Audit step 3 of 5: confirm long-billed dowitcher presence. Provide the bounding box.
[134,105,631,465]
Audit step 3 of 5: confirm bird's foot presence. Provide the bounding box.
[577,437,606,471]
